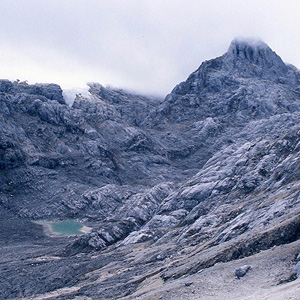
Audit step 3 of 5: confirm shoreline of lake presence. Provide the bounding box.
[33,220,92,237]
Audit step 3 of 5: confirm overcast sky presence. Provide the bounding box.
[1,0,300,96]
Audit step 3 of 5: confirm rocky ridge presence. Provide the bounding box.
[1,39,300,299]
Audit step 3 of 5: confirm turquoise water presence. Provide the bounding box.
[34,219,87,236]
[50,220,84,236]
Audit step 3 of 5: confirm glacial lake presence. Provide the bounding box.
[34,219,91,236]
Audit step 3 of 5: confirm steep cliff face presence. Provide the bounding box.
[1,39,300,299]
[148,38,300,124]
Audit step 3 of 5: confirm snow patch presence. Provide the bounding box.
[62,86,91,106]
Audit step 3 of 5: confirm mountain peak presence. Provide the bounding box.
[229,37,269,51]
[224,37,287,72]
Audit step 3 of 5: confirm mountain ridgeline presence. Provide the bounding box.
[1,39,300,299]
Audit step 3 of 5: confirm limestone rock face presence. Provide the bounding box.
[235,265,251,279]
[2,39,300,299]
[295,261,300,278]
[223,38,289,76]
[147,38,300,125]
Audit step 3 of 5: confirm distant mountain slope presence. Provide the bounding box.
[146,38,300,125]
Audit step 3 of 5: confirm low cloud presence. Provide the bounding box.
[0,0,299,96]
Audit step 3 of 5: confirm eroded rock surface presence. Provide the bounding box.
[1,39,300,299]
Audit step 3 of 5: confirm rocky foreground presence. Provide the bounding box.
[1,38,300,299]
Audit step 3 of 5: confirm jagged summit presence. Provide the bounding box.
[171,38,296,97]
[151,38,300,124]
[224,37,288,72]
[230,37,268,48]
[228,37,270,55]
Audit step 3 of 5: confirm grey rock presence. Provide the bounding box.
[33,83,66,104]
[295,261,300,278]
[148,38,300,125]
[87,83,161,126]
[2,39,300,300]
[0,79,13,93]
[235,265,251,279]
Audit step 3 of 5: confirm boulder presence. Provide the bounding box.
[235,265,251,279]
